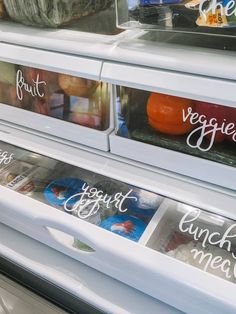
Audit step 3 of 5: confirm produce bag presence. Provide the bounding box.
[3,0,112,27]
[0,0,6,18]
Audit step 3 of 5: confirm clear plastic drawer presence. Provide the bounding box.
[0,60,112,150]
[116,0,236,37]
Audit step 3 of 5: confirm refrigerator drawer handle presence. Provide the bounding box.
[35,216,101,254]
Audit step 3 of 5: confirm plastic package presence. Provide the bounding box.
[147,203,236,284]
[0,0,6,18]
[3,0,112,28]
[116,0,236,33]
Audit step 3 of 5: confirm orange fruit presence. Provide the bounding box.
[147,92,195,135]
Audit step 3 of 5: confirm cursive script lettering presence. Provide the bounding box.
[199,0,236,21]
[179,209,236,280]
[64,183,138,219]
[179,209,236,257]
[16,70,46,101]
[183,107,236,152]
[0,150,14,165]
[191,248,232,279]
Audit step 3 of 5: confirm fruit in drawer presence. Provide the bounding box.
[0,82,19,107]
[147,92,195,135]
[194,101,236,143]
[70,82,109,130]
[22,67,59,93]
[0,62,16,85]
[33,98,50,116]
[58,75,99,97]
[71,112,97,128]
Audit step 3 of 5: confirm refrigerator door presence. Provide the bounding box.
[0,124,236,313]
[0,44,112,151]
[102,62,236,190]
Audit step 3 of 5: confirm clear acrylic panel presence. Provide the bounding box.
[146,200,236,284]
[115,86,236,168]
[116,0,236,38]
[0,62,110,131]
[0,141,163,248]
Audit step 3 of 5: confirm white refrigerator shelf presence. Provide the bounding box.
[0,127,236,314]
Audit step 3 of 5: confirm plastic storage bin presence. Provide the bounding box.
[145,199,236,284]
[110,85,236,190]
[1,133,236,314]
[0,140,163,249]
[0,61,110,131]
[116,0,236,36]
[0,49,113,151]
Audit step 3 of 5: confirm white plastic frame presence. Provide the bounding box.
[1,125,236,313]
[0,43,114,151]
[102,62,236,190]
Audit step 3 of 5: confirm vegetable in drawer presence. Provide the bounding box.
[147,92,195,135]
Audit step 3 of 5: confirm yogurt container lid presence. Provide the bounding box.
[99,215,146,242]
[44,177,86,207]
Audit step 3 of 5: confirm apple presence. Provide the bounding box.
[58,75,98,97]
[22,67,59,93]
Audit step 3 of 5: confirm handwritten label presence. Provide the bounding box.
[16,69,46,101]
[199,0,236,22]
[0,150,14,165]
[64,183,138,219]
[183,107,236,152]
[179,209,236,280]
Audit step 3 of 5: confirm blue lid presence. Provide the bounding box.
[99,215,146,242]
[44,178,86,208]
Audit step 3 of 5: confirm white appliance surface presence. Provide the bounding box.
[0,18,135,60]
[1,16,236,81]
[0,120,236,314]
[0,43,114,151]
[0,223,182,314]
[108,31,236,81]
